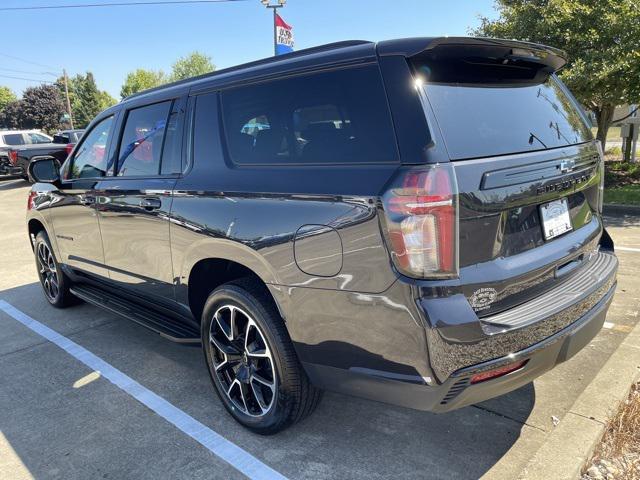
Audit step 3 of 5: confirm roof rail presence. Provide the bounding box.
[124,40,372,101]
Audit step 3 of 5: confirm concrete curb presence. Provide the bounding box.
[603,203,640,215]
[517,316,640,480]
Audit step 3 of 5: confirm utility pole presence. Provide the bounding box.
[260,0,286,56]
[62,69,74,129]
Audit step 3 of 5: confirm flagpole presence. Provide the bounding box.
[273,7,277,56]
[261,0,286,56]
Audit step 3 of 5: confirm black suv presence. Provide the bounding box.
[27,37,618,434]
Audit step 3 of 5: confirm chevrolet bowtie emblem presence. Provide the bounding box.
[560,159,576,173]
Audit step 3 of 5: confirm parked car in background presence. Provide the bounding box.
[0,130,52,175]
[7,142,69,180]
[53,129,85,159]
[53,129,85,144]
[26,37,617,434]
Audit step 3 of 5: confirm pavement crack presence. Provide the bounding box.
[471,404,547,432]
[568,410,606,426]
[0,339,50,360]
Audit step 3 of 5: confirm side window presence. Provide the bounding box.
[2,134,25,146]
[117,101,172,177]
[160,103,182,175]
[68,116,114,179]
[28,133,51,144]
[220,65,398,165]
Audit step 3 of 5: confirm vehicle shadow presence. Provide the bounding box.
[0,282,535,480]
[604,212,640,228]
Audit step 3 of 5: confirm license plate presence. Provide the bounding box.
[540,198,573,240]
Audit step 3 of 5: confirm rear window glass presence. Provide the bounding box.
[3,134,24,145]
[117,101,172,177]
[220,65,398,165]
[419,73,592,160]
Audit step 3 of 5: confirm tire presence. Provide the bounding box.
[34,230,77,308]
[201,278,322,434]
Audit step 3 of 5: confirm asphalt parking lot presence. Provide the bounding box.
[1,176,639,480]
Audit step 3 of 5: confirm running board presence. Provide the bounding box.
[70,284,201,344]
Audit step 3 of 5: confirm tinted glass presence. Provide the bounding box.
[220,65,398,165]
[160,105,182,175]
[28,133,51,144]
[117,101,171,177]
[422,77,592,160]
[68,116,113,179]
[3,134,25,145]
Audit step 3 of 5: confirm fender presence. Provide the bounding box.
[26,183,62,263]
[178,237,282,287]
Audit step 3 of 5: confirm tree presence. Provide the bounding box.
[68,72,104,128]
[120,69,166,99]
[474,0,640,150]
[170,51,215,81]
[20,84,65,132]
[0,86,17,113]
[0,100,24,129]
[98,90,117,111]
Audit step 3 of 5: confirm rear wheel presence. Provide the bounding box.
[201,278,322,434]
[34,231,77,308]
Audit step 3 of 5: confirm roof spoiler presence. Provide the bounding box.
[377,36,567,73]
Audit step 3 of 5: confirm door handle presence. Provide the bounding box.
[139,197,162,210]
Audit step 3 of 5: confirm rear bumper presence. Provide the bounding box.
[303,280,616,412]
[422,250,618,381]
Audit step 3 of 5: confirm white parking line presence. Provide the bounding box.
[0,300,287,480]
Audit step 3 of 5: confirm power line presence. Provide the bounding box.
[0,0,248,11]
[0,66,58,77]
[0,52,61,72]
[0,74,54,84]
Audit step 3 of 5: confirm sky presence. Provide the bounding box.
[1,0,498,99]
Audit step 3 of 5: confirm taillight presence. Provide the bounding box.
[469,359,528,384]
[65,143,75,157]
[27,191,37,210]
[8,150,17,166]
[382,163,459,278]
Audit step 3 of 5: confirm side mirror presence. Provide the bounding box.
[28,156,61,184]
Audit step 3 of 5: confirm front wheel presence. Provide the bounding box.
[34,231,77,308]
[201,278,322,434]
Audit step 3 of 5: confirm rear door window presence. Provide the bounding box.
[220,65,398,165]
[116,101,172,177]
[416,62,592,160]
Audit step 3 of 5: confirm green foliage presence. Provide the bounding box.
[0,100,24,129]
[169,51,215,81]
[20,84,65,132]
[98,90,117,111]
[0,86,17,113]
[55,72,116,128]
[120,69,167,99]
[604,185,640,205]
[474,0,640,148]
[68,72,103,128]
[606,146,623,156]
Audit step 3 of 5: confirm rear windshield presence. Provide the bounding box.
[420,75,592,160]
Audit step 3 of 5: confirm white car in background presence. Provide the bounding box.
[0,130,53,175]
